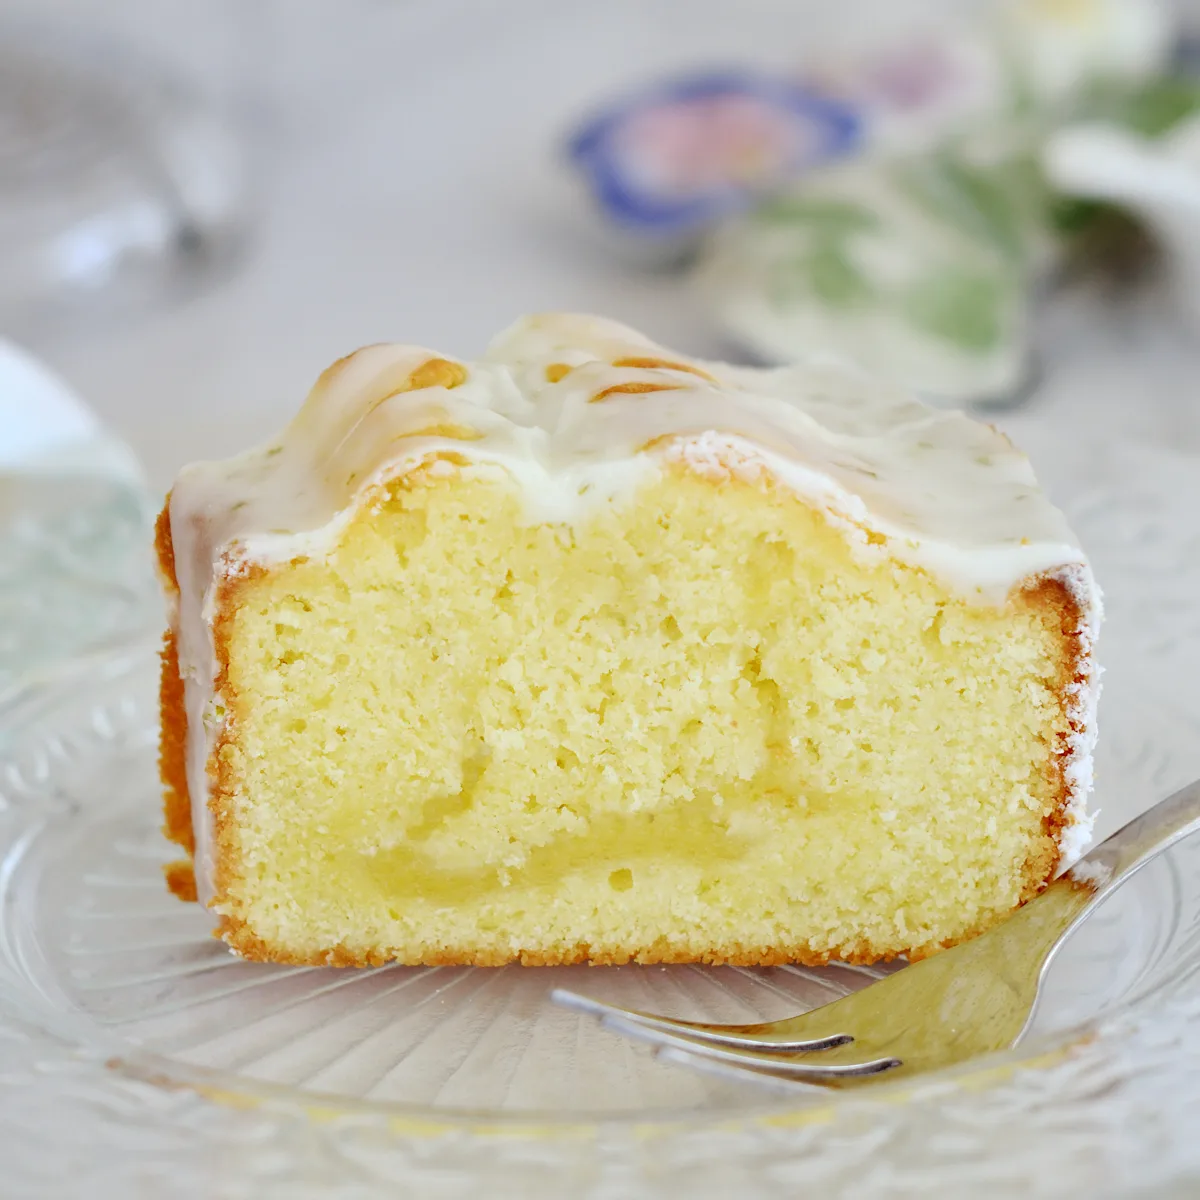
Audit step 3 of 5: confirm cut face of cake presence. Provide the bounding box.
[157,313,1100,967]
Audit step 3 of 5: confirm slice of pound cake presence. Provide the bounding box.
[157,313,1100,967]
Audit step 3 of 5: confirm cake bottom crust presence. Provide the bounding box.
[215,916,1011,969]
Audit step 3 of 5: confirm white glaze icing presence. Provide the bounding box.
[163,312,1101,905]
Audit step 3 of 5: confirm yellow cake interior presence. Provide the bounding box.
[210,460,1071,966]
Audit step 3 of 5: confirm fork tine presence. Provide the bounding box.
[601,1015,902,1079]
[550,988,852,1053]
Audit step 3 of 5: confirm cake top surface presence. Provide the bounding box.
[169,312,1090,606]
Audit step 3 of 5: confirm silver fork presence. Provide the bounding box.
[552,779,1200,1087]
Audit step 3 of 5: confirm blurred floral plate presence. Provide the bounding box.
[0,427,1199,1199]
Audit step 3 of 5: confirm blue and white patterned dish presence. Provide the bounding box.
[566,72,861,238]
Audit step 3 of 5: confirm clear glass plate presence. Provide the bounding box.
[2,434,1200,1196]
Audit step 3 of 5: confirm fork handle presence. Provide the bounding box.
[1069,777,1200,906]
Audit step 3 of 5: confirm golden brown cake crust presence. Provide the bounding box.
[155,501,196,901]
[215,918,1015,968]
[1012,574,1091,888]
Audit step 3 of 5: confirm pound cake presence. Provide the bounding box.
[156,313,1100,967]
